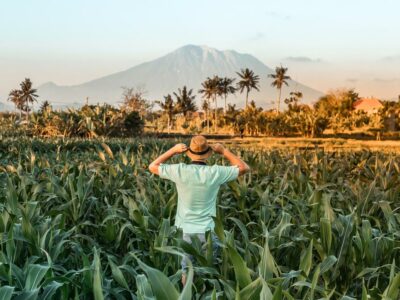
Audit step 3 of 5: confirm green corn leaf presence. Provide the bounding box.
[260,278,273,299]
[6,176,19,216]
[155,246,194,300]
[239,277,262,300]
[229,217,249,242]
[272,284,282,300]
[310,264,321,300]
[361,220,373,264]
[107,256,129,290]
[220,279,236,299]
[227,244,252,289]
[41,281,63,300]
[259,230,279,280]
[210,287,217,300]
[24,264,49,290]
[0,286,14,300]
[320,217,332,255]
[205,232,213,266]
[332,214,354,279]
[299,240,313,277]
[92,248,104,300]
[362,279,368,300]
[14,290,39,300]
[136,274,155,300]
[320,255,337,274]
[382,273,400,300]
[131,252,180,300]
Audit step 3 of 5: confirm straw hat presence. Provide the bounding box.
[186,135,212,160]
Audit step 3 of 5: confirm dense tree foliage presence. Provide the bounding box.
[3,76,399,139]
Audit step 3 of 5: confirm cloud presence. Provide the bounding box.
[381,55,400,62]
[249,32,266,41]
[346,78,358,83]
[265,11,291,20]
[284,56,322,63]
[373,77,399,83]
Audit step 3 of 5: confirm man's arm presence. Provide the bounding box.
[211,143,250,175]
[148,143,188,175]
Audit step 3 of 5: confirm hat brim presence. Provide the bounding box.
[185,147,213,160]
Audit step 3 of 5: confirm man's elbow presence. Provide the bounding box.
[238,164,250,175]
[149,163,159,175]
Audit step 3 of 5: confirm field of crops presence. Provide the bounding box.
[0,137,399,299]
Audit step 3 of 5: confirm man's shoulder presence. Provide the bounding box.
[210,164,238,170]
[160,162,186,168]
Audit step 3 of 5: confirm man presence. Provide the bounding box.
[148,135,250,285]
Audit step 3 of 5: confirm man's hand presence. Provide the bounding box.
[212,143,250,175]
[211,143,225,155]
[149,143,187,175]
[172,143,188,154]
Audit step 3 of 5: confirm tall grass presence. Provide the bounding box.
[0,137,399,299]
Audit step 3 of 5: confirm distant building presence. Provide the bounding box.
[353,97,383,115]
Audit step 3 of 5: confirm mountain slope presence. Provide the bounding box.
[37,45,323,108]
[0,101,13,112]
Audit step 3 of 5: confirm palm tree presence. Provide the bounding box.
[291,91,303,101]
[19,78,38,121]
[201,99,210,131]
[212,76,223,132]
[157,94,175,134]
[199,77,220,133]
[173,86,197,120]
[8,89,23,118]
[220,77,236,114]
[268,66,291,113]
[236,68,260,108]
[200,76,225,132]
[40,100,52,113]
[284,91,303,111]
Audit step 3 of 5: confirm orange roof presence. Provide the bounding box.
[353,97,383,111]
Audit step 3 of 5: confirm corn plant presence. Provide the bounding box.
[0,137,399,299]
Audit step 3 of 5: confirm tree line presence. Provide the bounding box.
[3,67,400,139]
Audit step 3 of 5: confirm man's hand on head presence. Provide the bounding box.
[172,143,188,155]
[211,143,250,175]
[149,143,188,175]
[211,143,225,155]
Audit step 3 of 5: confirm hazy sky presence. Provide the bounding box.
[1,0,399,99]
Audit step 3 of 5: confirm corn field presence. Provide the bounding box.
[0,137,399,299]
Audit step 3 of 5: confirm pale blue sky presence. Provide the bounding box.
[1,0,399,98]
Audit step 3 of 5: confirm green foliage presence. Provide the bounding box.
[173,86,197,119]
[124,111,145,136]
[0,137,399,299]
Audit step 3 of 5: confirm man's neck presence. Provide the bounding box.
[191,160,207,165]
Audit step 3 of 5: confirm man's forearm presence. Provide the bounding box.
[150,148,175,167]
[222,148,250,174]
[148,143,188,175]
[149,148,175,175]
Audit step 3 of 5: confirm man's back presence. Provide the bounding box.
[159,163,239,233]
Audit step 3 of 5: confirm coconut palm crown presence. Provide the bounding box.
[220,77,236,114]
[236,68,260,108]
[269,66,291,113]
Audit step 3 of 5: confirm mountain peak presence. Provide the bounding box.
[40,81,58,88]
[37,45,323,108]
[177,44,217,51]
[175,44,240,55]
